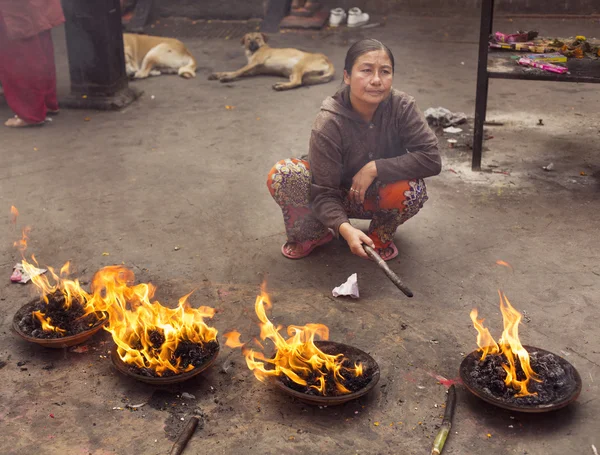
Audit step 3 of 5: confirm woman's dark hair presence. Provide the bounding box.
[344,39,395,74]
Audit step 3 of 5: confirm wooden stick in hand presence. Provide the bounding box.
[362,244,413,297]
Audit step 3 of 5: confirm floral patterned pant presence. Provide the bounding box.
[267,158,428,249]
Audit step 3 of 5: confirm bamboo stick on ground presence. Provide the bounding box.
[362,244,413,297]
[169,416,200,455]
[431,385,457,455]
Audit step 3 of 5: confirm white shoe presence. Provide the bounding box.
[347,7,369,27]
[329,8,346,27]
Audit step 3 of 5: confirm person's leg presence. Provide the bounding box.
[39,30,59,113]
[366,179,428,259]
[267,158,332,258]
[0,20,49,126]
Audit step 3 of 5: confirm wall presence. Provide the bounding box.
[329,0,600,15]
[156,0,268,20]
[154,0,600,19]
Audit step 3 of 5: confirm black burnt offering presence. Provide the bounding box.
[272,341,380,406]
[111,336,220,385]
[460,346,582,412]
[15,292,104,338]
[13,292,107,348]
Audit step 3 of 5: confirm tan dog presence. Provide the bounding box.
[209,32,334,91]
[123,33,197,79]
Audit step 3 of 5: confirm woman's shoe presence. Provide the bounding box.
[281,232,334,259]
[347,7,369,27]
[329,8,346,27]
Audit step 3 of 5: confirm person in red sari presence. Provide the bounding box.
[0,0,64,127]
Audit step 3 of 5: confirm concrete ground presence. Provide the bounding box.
[1,14,599,455]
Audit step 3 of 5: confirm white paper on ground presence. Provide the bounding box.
[443,126,463,134]
[11,262,47,284]
[332,273,359,298]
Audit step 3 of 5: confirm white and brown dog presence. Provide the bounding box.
[123,33,197,79]
[209,32,335,91]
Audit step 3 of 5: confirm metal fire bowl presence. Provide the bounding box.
[110,342,220,385]
[12,300,108,349]
[459,345,582,413]
[271,340,380,406]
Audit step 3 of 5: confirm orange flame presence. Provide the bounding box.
[224,331,244,348]
[90,266,218,376]
[14,226,31,255]
[496,260,514,272]
[11,209,100,336]
[227,286,363,395]
[32,310,67,335]
[21,257,101,336]
[22,258,93,311]
[10,206,31,255]
[10,205,18,224]
[469,309,499,359]
[470,291,540,397]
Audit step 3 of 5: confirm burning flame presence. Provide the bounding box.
[90,266,218,376]
[32,310,67,334]
[225,286,363,395]
[14,227,31,253]
[470,291,540,397]
[495,260,513,272]
[23,258,92,310]
[10,205,19,225]
[10,207,217,376]
[19,257,101,336]
[11,206,30,255]
[11,206,101,336]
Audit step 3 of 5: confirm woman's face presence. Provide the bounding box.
[344,50,393,106]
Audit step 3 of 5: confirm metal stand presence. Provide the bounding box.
[472,0,494,171]
[471,0,600,170]
[60,0,142,110]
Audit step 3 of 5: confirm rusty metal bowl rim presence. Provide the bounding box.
[270,340,381,406]
[110,342,220,385]
[12,299,108,348]
[459,345,582,413]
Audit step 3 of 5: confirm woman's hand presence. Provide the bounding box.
[339,222,375,259]
[349,161,378,204]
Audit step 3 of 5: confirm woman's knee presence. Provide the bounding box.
[266,159,290,196]
[266,158,311,201]
[378,179,428,210]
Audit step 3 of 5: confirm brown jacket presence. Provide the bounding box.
[309,86,441,234]
[0,0,64,40]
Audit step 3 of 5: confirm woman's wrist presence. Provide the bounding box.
[366,161,378,178]
[339,222,353,239]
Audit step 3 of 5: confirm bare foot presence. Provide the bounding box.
[283,242,304,256]
[4,116,44,128]
[378,246,395,260]
[281,232,334,259]
[374,243,398,261]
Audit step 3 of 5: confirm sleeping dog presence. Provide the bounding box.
[123,33,197,79]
